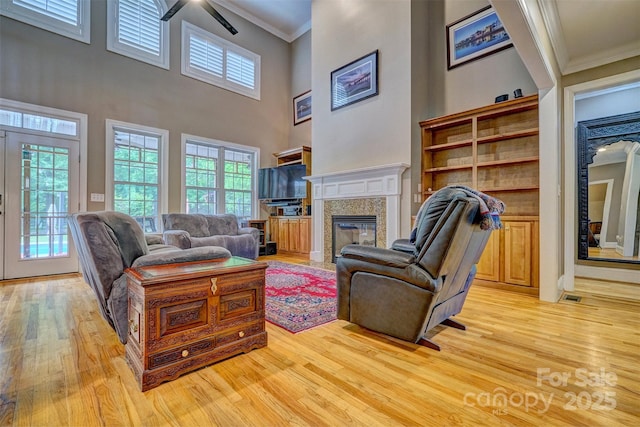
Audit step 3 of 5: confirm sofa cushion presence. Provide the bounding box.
[190,234,257,260]
[205,214,239,236]
[163,213,209,237]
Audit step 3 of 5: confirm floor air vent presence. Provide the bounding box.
[563,294,582,302]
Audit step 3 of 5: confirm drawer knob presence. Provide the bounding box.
[182,350,189,358]
[210,278,218,294]
[238,331,245,338]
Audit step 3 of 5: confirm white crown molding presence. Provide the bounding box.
[291,19,311,41]
[563,39,640,75]
[537,0,568,73]
[213,0,303,43]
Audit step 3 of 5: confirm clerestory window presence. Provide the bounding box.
[0,0,91,43]
[182,21,261,100]
[107,0,170,69]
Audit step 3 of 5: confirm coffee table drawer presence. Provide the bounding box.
[216,320,264,347]
[148,338,215,370]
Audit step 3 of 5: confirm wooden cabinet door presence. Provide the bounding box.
[504,221,532,286]
[278,219,289,252]
[476,231,500,282]
[288,219,300,252]
[269,217,279,243]
[299,218,311,253]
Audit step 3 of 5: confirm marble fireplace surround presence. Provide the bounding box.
[305,163,409,263]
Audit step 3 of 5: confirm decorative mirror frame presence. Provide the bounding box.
[577,111,640,261]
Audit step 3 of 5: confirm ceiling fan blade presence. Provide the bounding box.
[161,0,189,21]
[201,0,238,35]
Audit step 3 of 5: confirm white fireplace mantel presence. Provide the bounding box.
[305,163,409,262]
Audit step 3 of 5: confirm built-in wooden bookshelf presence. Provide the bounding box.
[273,146,312,215]
[268,146,312,255]
[419,95,539,294]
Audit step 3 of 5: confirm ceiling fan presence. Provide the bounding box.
[161,0,238,35]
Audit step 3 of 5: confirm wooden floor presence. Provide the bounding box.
[1,256,639,426]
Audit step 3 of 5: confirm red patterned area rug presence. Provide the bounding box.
[265,261,337,333]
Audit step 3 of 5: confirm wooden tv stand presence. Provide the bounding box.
[125,257,268,391]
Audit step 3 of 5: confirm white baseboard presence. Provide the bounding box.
[574,265,640,284]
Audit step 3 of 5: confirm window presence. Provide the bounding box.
[182,21,261,100]
[182,135,258,221]
[107,0,169,69]
[106,120,168,232]
[0,0,90,43]
[0,108,78,136]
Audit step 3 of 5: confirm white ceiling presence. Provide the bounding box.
[214,0,311,42]
[217,0,639,75]
[539,0,640,75]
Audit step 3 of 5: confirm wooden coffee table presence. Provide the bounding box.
[125,257,268,391]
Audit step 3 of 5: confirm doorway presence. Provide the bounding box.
[0,99,87,279]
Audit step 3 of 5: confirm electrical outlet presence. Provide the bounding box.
[90,193,105,202]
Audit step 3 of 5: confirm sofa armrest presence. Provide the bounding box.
[163,230,192,249]
[145,233,164,245]
[238,226,260,241]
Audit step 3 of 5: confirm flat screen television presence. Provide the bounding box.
[258,164,307,200]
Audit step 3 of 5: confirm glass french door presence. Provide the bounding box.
[3,132,79,279]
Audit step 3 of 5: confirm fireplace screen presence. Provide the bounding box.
[332,215,377,262]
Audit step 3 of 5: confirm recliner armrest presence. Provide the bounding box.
[390,238,415,254]
[340,244,415,268]
[337,245,441,294]
[132,246,231,268]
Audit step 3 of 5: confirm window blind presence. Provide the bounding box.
[117,0,160,55]
[16,0,77,25]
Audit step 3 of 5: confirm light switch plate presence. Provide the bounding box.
[90,193,105,202]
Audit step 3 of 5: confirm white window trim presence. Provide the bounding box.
[0,98,88,211]
[106,0,170,70]
[181,21,261,100]
[105,119,169,218]
[180,133,260,216]
[0,0,90,43]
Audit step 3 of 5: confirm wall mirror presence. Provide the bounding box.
[577,111,640,263]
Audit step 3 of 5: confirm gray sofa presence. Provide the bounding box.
[68,211,231,344]
[162,213,260,260]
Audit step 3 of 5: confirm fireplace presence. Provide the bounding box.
[305,163,409,263]
[332,215,377,262]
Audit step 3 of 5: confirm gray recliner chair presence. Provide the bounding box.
[336,186,504,350]
[69,211,231,344]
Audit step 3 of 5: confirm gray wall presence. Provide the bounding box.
[0,2,292,212]
[437,0,537,116]
[289,30,312,149]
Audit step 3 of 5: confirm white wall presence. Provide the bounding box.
[575,86,640,122]
[311,0,413,176]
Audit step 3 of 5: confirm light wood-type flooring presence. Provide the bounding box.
[1,254,639,426]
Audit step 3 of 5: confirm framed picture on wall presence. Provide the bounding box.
[446,5,513,70]
[331,50,379,111]
[293,90,312,125]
